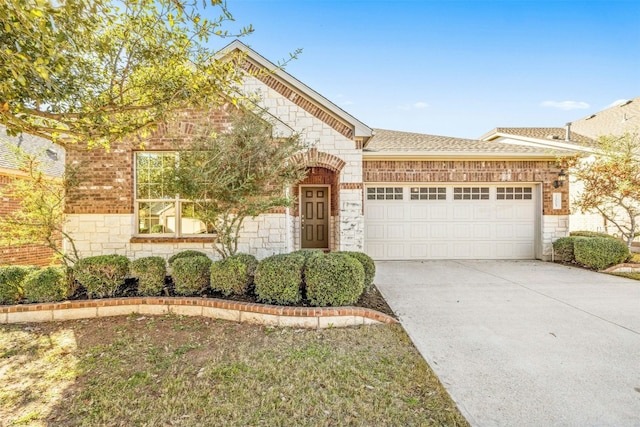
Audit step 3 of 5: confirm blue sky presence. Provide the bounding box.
[212,0,640,139]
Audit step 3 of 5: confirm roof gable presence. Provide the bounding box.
[219,40,372,141]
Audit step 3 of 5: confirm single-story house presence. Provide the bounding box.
[480,97,640,235]
[61,40,575,261]
[0,125,66,265]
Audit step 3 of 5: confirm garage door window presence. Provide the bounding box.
[367,187,403,200]
[410,187,446,200]
[453,187,489,200]
[497,187,533,200]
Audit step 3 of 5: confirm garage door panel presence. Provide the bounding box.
[473,207,493,220]
[453,206,472,220]
[366,205,386,220]
[387,224,405,239]
[410,224,429,239]
[365,185,537,260]
[386,206,405,220]
[429,243,450,258]
[366,224,385,239]
[429,205,448,220]
[386,244,406,259]
[429,224,449,239]
[409,244,428,257]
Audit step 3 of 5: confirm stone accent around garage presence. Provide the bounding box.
[543,214,570,260]
[0,297,397,329]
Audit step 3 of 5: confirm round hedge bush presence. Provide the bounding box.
[168,250,208,266]
[171,256,212,296]
[131,256,167,296]
[573,236,629,270]
[23,266,68,303]
[305,253,365,307]
[254,253,305,305]
[552,236,580,263]
[210,253,258,296]
[74,255,130,298]
[0,265,37,304]
[335,251,375,291]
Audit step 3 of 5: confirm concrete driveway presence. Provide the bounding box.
[374,260,640,427]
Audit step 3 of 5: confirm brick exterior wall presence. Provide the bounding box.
[66,108,234,215]
[363,159,569,215]
[0,173,59,266]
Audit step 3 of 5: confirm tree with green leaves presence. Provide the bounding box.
[567,132,640,247]
[1,0,253,148]
[0,148,81,265]
[170,108,308,258]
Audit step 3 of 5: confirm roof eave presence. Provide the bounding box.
[362,151,571,160]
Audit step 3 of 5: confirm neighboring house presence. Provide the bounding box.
[63,40,573,262]
[0,125,66,266]
[480,97,640,234]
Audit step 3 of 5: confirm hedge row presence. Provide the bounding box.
[1,250,376,307]
[0,265,70,305]
[553,232,629,270]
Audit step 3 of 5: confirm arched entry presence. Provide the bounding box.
[291,150,344,251]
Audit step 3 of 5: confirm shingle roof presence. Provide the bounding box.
[0,125,65,177]
[571,97,640,139]
[365,128,574,156]
[482,127,597,147]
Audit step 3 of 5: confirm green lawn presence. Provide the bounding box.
[1,315,469,426]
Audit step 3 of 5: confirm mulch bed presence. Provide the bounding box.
[65,277,398,319]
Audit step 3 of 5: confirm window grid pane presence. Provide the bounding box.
[497,187,533,200]
[410,187,447,200]
[367,187,403,200]
[453,187,490,200]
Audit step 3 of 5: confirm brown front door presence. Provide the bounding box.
[301,186,329,249]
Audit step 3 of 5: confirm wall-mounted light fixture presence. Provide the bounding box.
[553,169,566,188]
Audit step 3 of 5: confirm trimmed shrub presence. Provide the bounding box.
[574,237,629,270]
[168,250,208,266]
[552,237,579,263]
[131,256,167,296]
[570,230,618,239]
[305,253,365,307]
[335,251,376,291]
[0,265,37,304]
[23,267,68,303]
[290,249,324,261]
[210,253,258,296]
[74,255,130,298]
[254,253,305,305]
[171,256,212,295]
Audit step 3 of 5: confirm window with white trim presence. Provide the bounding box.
[453,187,489,200]
[497,187,533,200]
[410,187,446,200]
[367,187,403,200]
[135,152,214,236]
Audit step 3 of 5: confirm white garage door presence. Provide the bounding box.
[365,185,537,260]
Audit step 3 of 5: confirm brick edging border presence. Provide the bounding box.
[602,263,640,273]
[0,297,398,329]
